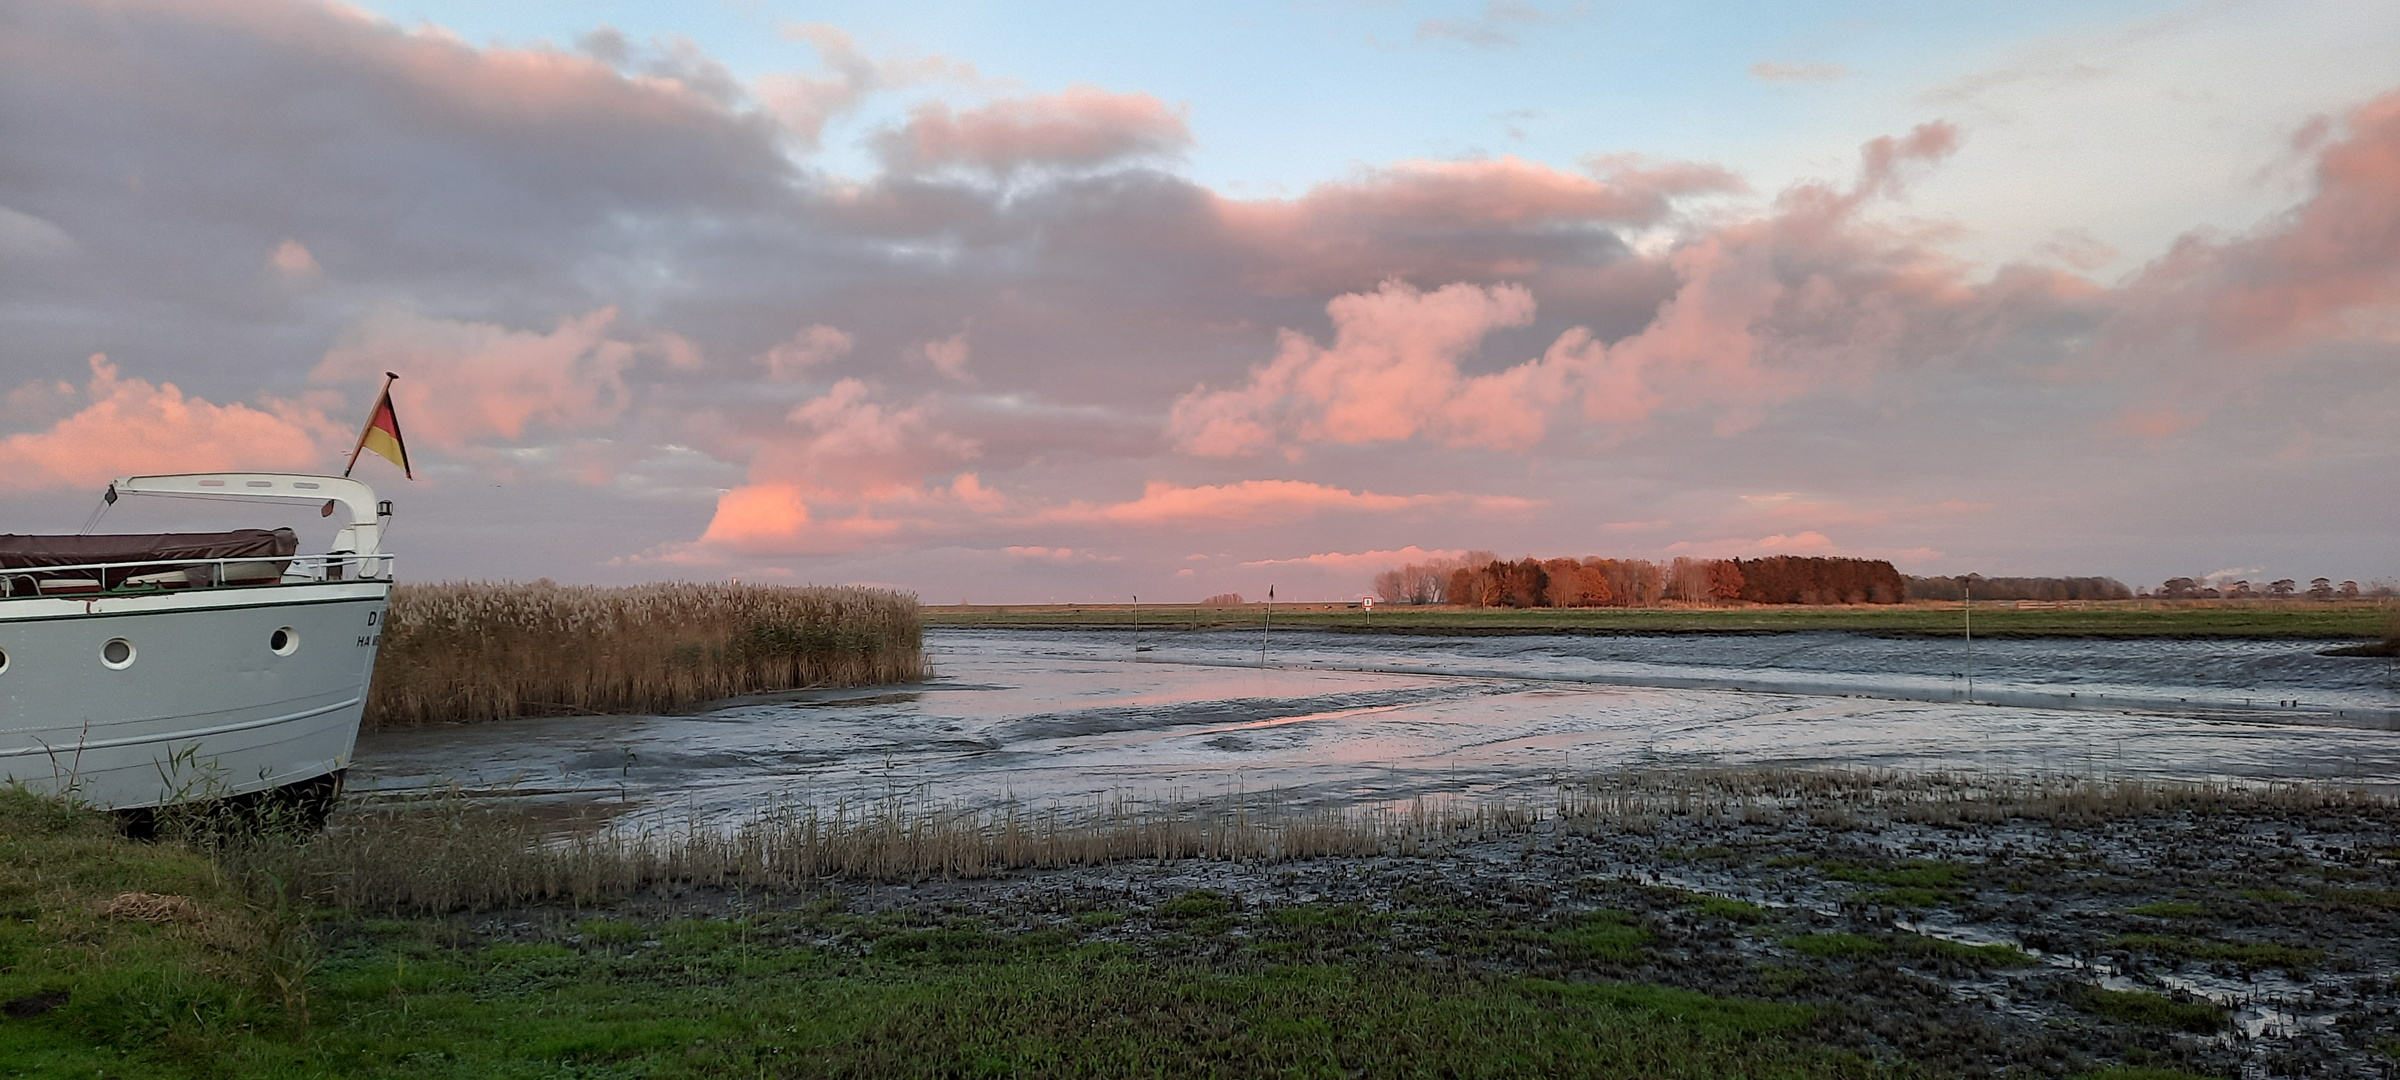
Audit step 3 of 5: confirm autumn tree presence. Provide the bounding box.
[1707,559,1745,604]
[1541,558,1588,606]
[1732,557,1904,605]
[1376,551,1495,605]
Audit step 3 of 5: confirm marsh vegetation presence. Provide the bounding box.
[8,769,2399,1077]
[366,581,927,728]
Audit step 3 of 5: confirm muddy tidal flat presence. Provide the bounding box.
[353,626,2400,826]
[316,626,2400,1076]
[425,782,2400,1079]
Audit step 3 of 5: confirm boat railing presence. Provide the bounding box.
[0,553,395,599]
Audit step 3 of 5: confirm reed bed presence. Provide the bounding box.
[224,788,1540,913]
[216,768,2396,914]
[366,581,927,728]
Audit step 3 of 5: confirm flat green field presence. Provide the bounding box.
[925,600,2397,639]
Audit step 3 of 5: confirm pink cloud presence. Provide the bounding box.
[1003,545,1114,562]
[2114,406,2203,443]
[313,307,658,450]
[267,238,320,278]
[684,482,902,558]
[699,483,809,545]
[949,472,1008,513]
[878,85,1191,174]
[1172,124,1994,455]
[1168,280,1543,454]
[756,23,980,148]
[1661,531,1838,557]
[759,324,853,379]
[662,383,993,560]
[2123,89,2400,353]
[1237,545,1470,571]
[744,379,979,500]
[0,355,333,490]
[1203,154,1740,294]
[1044,479,1520,528]
[918,331,972,381]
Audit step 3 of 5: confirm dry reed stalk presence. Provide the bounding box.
[223,788,1547,913]
[1548,766,2397,831]
[366,581,927,728]
[216,768,2396,914]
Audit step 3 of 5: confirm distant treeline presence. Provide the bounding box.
[1372,553,1906,607]
[1903,575,2133,602]
[2153,576,2388,600]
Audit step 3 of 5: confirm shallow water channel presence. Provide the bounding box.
[351,627,2400,822]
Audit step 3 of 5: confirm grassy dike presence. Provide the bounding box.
[926,600,2396,639]
[3,787,1872,1080]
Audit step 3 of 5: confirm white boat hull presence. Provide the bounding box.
[0,581,389,810]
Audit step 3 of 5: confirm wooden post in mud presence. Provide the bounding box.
[1262,584,1273,667]
[1958,583,1977,700]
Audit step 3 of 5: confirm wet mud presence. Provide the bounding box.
[353,628,2400,828]
[462,795,2400,1078]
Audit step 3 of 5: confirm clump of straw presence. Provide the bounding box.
[366,581,927,728]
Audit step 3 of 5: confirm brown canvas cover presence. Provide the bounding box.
[0,529,298,590]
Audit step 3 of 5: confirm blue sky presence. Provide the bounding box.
[347,0,2393,274]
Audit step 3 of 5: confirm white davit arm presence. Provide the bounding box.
[108,473,388,557]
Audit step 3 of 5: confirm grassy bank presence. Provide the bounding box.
[367,582,928,728]
[12,772,2396,1077]
[1,786,1861,1079]
[16,770,2391,1077]
[926,599,2397,639]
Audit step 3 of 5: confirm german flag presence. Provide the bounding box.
[345,373,412,479]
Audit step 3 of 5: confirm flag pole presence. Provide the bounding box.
[345,372,400,478]
[1261,584,1273,667]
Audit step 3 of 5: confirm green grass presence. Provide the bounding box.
[1156,888,1234,920]
[2124,901,2208,918]
[1550,910,1653,964]
[1685,894,1771,923]
[4,792,1887,1079]
[1817,859,1971,908]
[1820,860,1968,890]
[2321,887,2400,911]
[2076,987,2225,1033]
[2073,1068,2226,1080]
[2110,934,2323,972]
[12,914,1872,1079]
[1783,933,1888,960]
[924,601,2392,639]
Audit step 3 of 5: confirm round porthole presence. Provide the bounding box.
[101,638,135,669]
[0,646,10,674]
[270,627,298,655]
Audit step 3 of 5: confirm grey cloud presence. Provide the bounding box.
[0,0,2392,593]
